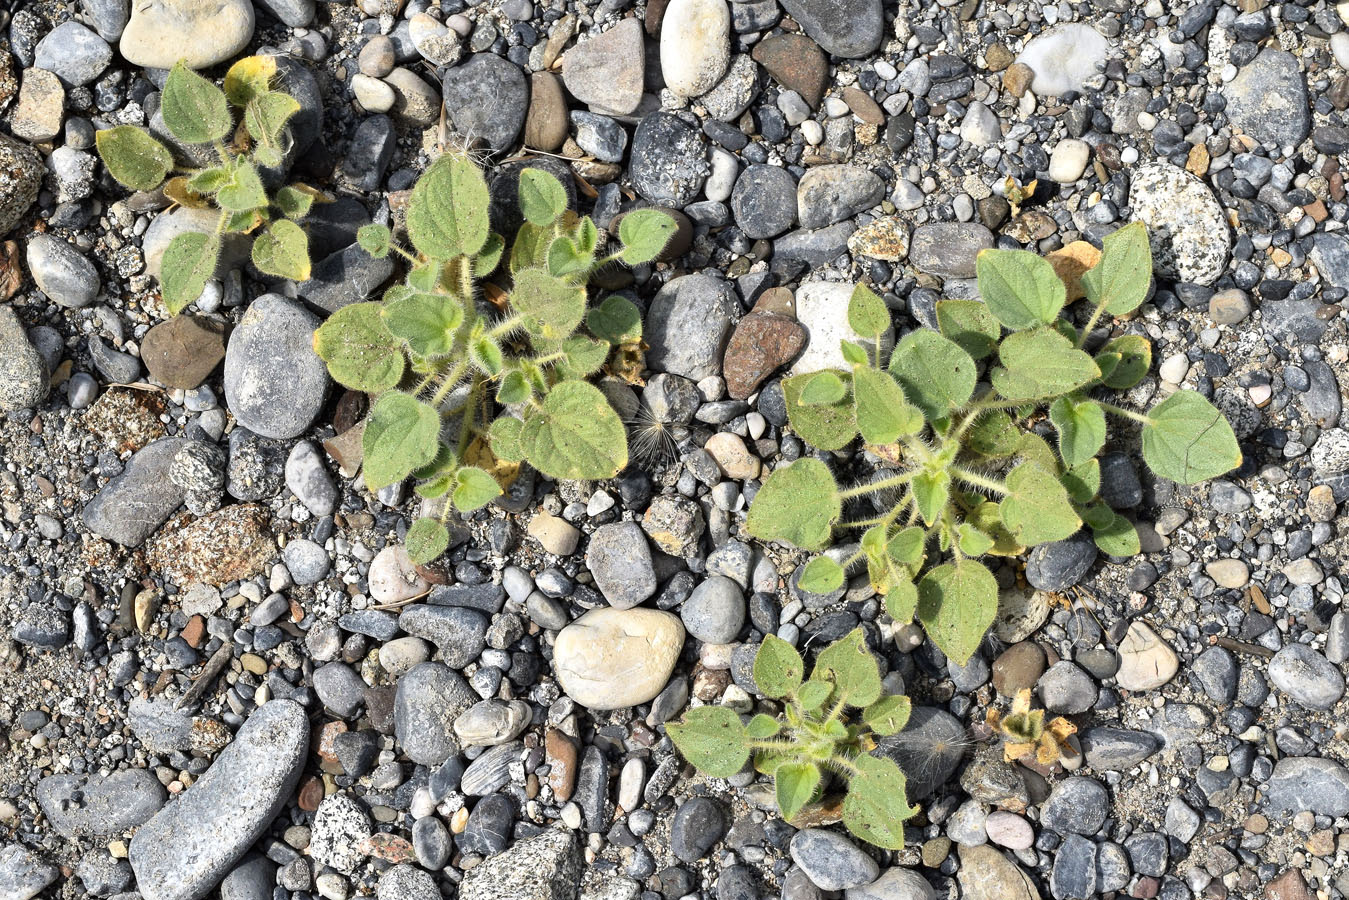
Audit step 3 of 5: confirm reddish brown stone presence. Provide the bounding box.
[140,314,228,390]
[752,34,827,109]
[1266,870,1314,900]
[297,776,324,811]
[841,87,884,125]
[722,311,806,400]
[180,615,205,648]
[146,504,276,587]
[545,728,578,802]
[83,387,167,454]
[358,833,417,864]
[645,0,671,37]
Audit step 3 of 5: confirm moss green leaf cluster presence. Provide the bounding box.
[668,631,918,848]
[312,156,676,564]
[94,56,319,314]
[747,222,1240,665]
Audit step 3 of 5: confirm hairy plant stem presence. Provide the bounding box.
[950,466,1007,495]
[1097,401,1152,426]
[1076,297,1110,349]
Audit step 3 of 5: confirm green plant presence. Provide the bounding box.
[986,688,1077,766]
[312,154,676,564]
[668,630,918,848]
[96,56,318,314]
[747,223,1241,664]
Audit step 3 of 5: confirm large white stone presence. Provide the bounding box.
[660,0,731,98]
[790,281,894,376]
[1014,24,1110,97]
[554,608,684,710]
[120,0,255,70]
[1128,162,1231,286]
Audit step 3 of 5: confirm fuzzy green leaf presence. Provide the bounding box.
[884,579,919,624]
[358,223,393,259]
[161,61,232,144]
[475,232,505,277]
[520,380,627,480]
[976,248,1067,330]
[406,518,450,565]
[275,185,316,220]
[314,302,406,393]
[245,91,300,145]
[1092,512,1140,556]
[667,706,750,778]
[887,527,925,568]
[935,299,1001,359]
[753,635,805,699]
[1000,462,1081,546]
[776,762,821,822]
[848,283,890,337]
[956,522,995,556]
[470,332,504,376]
[912,469,950,527]
[991,326,1100,401]
[917,559,997,665]
[812,628,882,707]
[363,393,441,491]
[853,367,923,445]
[553,335,609,379]
[745,714,781,739]
[745,457,841,550]
[251,219,311,280]
[800,556,845,594]
[1061,458,1101,504]
[889,330,977,420]
[1082,221,1152,316]
[187,166,231,194]
[800,371,847,405]
[512,268,586,339]
[781,373,857,451]
[95,126,173,191]
[158,232,221,315]
[518,168,568,226]
[547,236,590,278]
[383,292,464,357]
[798,681,831,711]
[1096,334,1152,390]
[489,416,525,462]
[967,410,1022,458]
[1049,396,1107,468]
[619,208,678,265]
[863,695,912,735]
[587,295,643,346]
[841,340,869,366]
[1142,390,1242,484]
[842,755,917,850]
[453,466,503,512]
[216,161,269,212]
[407,153,491,259]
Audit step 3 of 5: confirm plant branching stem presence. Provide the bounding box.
[839,470,915,500]
[1076,297,1110,349]
[1097,401,1151,426]
[950,466,1007,495]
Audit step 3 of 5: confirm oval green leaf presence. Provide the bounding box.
[1082,221,1152,316]
[161,61,232,144]
[776,762,822,822]
[811,628,882,707]
[976,248,1067,330]
[160,232,221,315]
[1142,390,1242,484]
[618,208,678,265]
[916,559,997,665]
[519,380,628,480]
[405,517,450,565]
[518,168,569,226]
[362,392,442,491]
[95,126,173,192]
[889,330,976,420]
[313,302,406,393]
[407,153,491,259]
[251,219,311,281]
[753,634,805,699]
[666,706,750,778]
[1049,396,1107,468]
[999,462,1081,546]
[745,457,841,550]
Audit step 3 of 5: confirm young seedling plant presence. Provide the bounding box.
[668,630,919,849]
[747,223,1242,666]
[986,688,1078,767]
[312,154,677,564]
[96,57,319,313]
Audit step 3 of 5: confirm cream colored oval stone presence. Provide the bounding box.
[1115,621,1179,691]
[660,0,731,98]
[120,0,255,70]
[554,607,685,710]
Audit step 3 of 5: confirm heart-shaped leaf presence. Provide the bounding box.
[519,380,627,480]
[1000,462,1081,546]
[889,329,976,420]
[362,392,441,491]
[745,457,841,550]
[976,248,1067,330]
[161,61,232,144]
[1142,390,1242,484]
[251,219,311,280]
[95,126,173,191]
[917,559,997,665]
[618,208,678,265]
[313,302,406,393]
[667,705,750,778]
[753,635,805,699]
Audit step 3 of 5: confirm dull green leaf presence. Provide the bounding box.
[95,126,173,191]
[745,457,841,550]
[518,168,568,226]
[991,326,1100,401]
[519,380,627,480]
[848,283,890,337]
[1142,390,1242,484]
[407,152,491,259]
[667,706,750,778]
[782,373,857,451]
[811,628,882,707]
[453,466,503,512]
[313,302,406,393]
[776,762,822,822]
[251,219,311,280]
[160,232,221,315]
[1049,396,1107,468]
[863,695,912,735]
[363,392,442,491]
[619,208,678,265]
[512,268,586,339]
[383,291,464,358]
[841,755,917,850]
[935,299,1001,359]
[405,518,451,565]
[161,61,232,144]
[976,248,1067,330]
[917,559,998,665]
[753,634,805,699]
[1082,221,1152,316]
[889,329,977,420]
[999,462,1081,546]
[799,556,845,594]
[853,367,922,445]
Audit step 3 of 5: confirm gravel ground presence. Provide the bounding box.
[1,0,1348,899]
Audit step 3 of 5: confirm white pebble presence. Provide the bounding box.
[1048,138,1091,184]
[800,120,823,145]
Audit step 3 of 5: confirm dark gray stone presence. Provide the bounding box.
[459,794,514,855]
[788,828,878,890]
[441,54,528,153]
[874,707,965,799]
[730,165,796,240]
[586,522,658,610]
[1041,777,1109,836]
[398,604,489,666]
[646,274,739,381]
[670,797,725,862]
[776,0,883,57]
[36,769,166,840]
[631,112,709,208]
[1025,532,1097,592]
[909,223,994,278]
[223,294,329,440]
[1223,49,1309,148]
[82,438,188,547]
[394,663,477,765]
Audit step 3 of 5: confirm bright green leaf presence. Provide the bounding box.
[745,458,841,550]
[1061,457,1101,504]
[811,628,882,707]
[991,326,1100,401]
[159,232,221,315]
[800,556,845,594]
[776,762,822,822]
[519,380,628,481]
[863,695,912,735]
[518,168,568,226]
[1097,334,1152,390]
[935,299,1001,359]
[453,466,503,512]
[358,223,393,259]
[251,219,311,280]
[407,153,491,259]
[848,283,890,337]
[362,392,442,491]
[912,469,950,527]
[956,522,995,556]
[781,373,857,451]
[314,302,406,393]
[216,161,269,212]
[470,332,503,376]
[95,126,173,191]
[1049,396,1107,468]
[666,706,750,778]
[382,291,465,357]
[406,517,450,564]
[1092,512,1140,556]
[800,371,847,406]
[275,185,317,220]
[840,340,869,366]
[917,559,997,665]
[161,61,232,144]
[1082,221,1152,316]
[745,714,781,738]
[889,330,977,420]
[976,248,1067,330]
[797,680,831,711]
[1142,390,1242,484]
[619,208,678,265]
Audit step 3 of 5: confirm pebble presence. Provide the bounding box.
[553,607,684,709]
[1041,776,1108,835]
[777,0,883,58]
[563,19,645,116]
[790,829,879,890]
[672,797,727,861]
[458,828,580,900]
[661,0,731,98]
[1128,162,1231,286]
[454,699,531,746]
[0,306,48,413]
[33,22,111,87]
[525,72,568,152]
[223,294,329,440]
[393,662,477,765]
[129,701,308,900]
[956,845,1039,900]
[752,34,827,109]
[682,575,746,643]
[1038,661,1097,714]
[1205,558,1250,589]
[0,135,42,236]
[441,54,528,153]
[12,68,64,142]
[731,164,798,239]
[647,273,738,380]
[908,223,994,278]
[309,794,372,874]
[35,769,166,840]
[1224,49,1310,149]
[1115,622,1179,691]
[586,522,658,609]
[1265,757,1349,816]
[528,511,581,555]
[1268,644,1344,710]
[797,165,885,229]
[1024,532,1097,592]
[141,315,228,391]
[1014,24,1109,96]
[983,812,1034,851]
[791,281,893,375]
[27,234,98,309]
[631,112,710,208]
[82,438,188,547]
[120,0,255,69]
[722,311,806,400]
[845,868,935,900]
[1048,139,1090,184]
[398,605,488,667]
[353,74,396,113]
[0,845,59,900]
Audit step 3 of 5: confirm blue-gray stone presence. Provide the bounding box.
[82,438,188,547]
[36,769,166,840]
[223,294,329,440]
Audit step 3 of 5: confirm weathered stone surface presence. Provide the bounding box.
[36,770,166,840]
[554,608,685,709]
[141,315,228,390]
[459,828,581,900]
[82,438,188,547]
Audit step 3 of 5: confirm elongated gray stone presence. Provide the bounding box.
[36,769,166,840]
[82,438,188,547]
[129,700,309,900]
